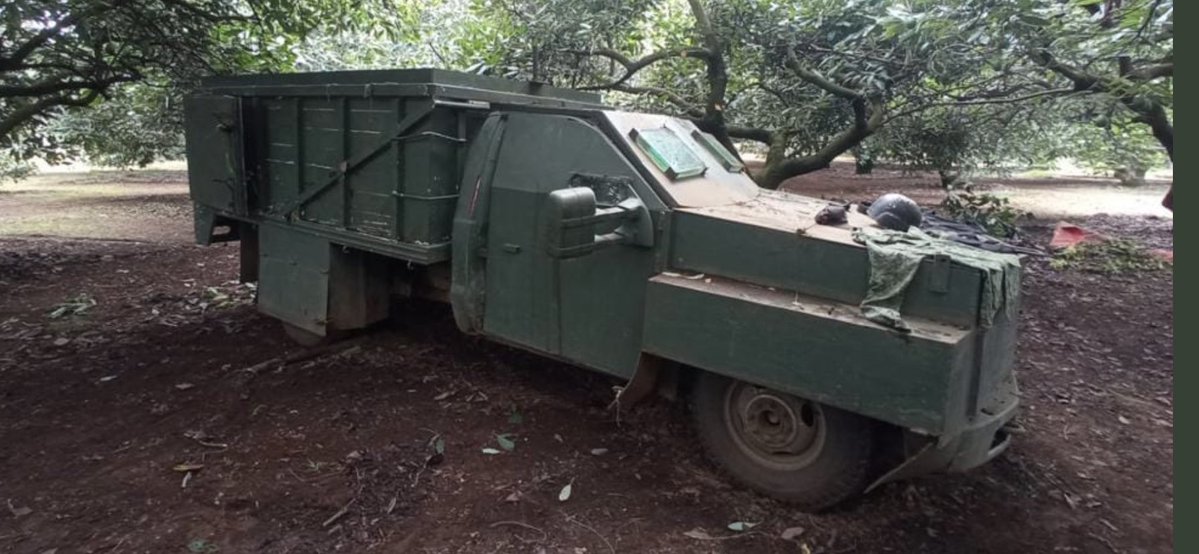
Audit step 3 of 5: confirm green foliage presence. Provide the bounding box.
[941,187,1029,238]
[852,143,875,174]
[47,82,185,168]
[0,152,36,182]
[875,104,1070,180]
[1064,107,1169,179]
[49,293,97,319]
[186,538,219,554]
[2,0,397,172]
[3,0,1172,187]
[1050,239,1170,274]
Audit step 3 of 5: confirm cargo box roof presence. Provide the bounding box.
[198,68,602,105]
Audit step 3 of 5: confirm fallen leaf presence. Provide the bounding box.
[495,434,516,451]
[172,463,204,472]
[727,521,757,532]
[683,528,714,540]
[559,481,573,502]
[433,437,446,455]
[781,526,806,540]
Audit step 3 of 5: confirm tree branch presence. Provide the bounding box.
[720,124,774,145]
[757,98,886,189]
[784,54,864,100]
[612,85,704,118]
[686,0,720,52]
[0,11,84,72]
[1125,62,1173,81]
[0,74,131,98]
[574,47,711,91]
[0,89,103,139]
[885,87,1076,123]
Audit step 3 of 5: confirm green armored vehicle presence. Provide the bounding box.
[184,68,1020,510]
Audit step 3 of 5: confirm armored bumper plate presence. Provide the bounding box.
[641,273,974,434]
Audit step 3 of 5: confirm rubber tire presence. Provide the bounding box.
[691,371,874,512]
[282,322,340,347]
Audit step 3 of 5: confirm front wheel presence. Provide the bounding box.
[691,371,874,512]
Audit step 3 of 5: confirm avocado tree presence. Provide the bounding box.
[887,0,1172,202]
[0,0,394,177]
[477,0,946,189]
[481,0,1171,193]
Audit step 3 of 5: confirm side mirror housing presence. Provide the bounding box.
[545,186,653,258]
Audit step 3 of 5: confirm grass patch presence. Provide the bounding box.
[1050,239,1170,274]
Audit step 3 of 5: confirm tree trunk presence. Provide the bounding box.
[853,147,874,174]
[1114,165,1147,187]
[938,169,964,189]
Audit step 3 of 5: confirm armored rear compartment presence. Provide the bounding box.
[185,68,600,264]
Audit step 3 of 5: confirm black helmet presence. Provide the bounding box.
[866,193,922,231]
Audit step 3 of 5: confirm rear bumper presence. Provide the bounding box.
[944,392,1019,471]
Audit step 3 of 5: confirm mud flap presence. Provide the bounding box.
[611,353,671,410]
[866,441,938,493]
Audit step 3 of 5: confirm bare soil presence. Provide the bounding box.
[778,162,1174,220]
[0,168,1172,553]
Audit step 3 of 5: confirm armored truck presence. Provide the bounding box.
[184,68,1020,511]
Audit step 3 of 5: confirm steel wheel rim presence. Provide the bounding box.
[723,381,826,471]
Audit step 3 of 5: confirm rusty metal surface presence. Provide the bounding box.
[679,188,877,247]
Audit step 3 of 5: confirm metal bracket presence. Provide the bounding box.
[928,254,952,294]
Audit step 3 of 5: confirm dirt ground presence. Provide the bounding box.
[0,166,1173,553]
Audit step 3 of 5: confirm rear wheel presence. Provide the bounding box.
[691,371,874,512]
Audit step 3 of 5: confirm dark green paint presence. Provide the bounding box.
[476,112,660,376]
[186,69,1020,475]
[669,211,983,327]
[257,223,330,335]
[641,275,968,433]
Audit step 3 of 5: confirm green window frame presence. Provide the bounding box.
[691,130,744,172]
[629,127,707,180]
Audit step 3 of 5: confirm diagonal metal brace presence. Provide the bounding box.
[273,104,435,218]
